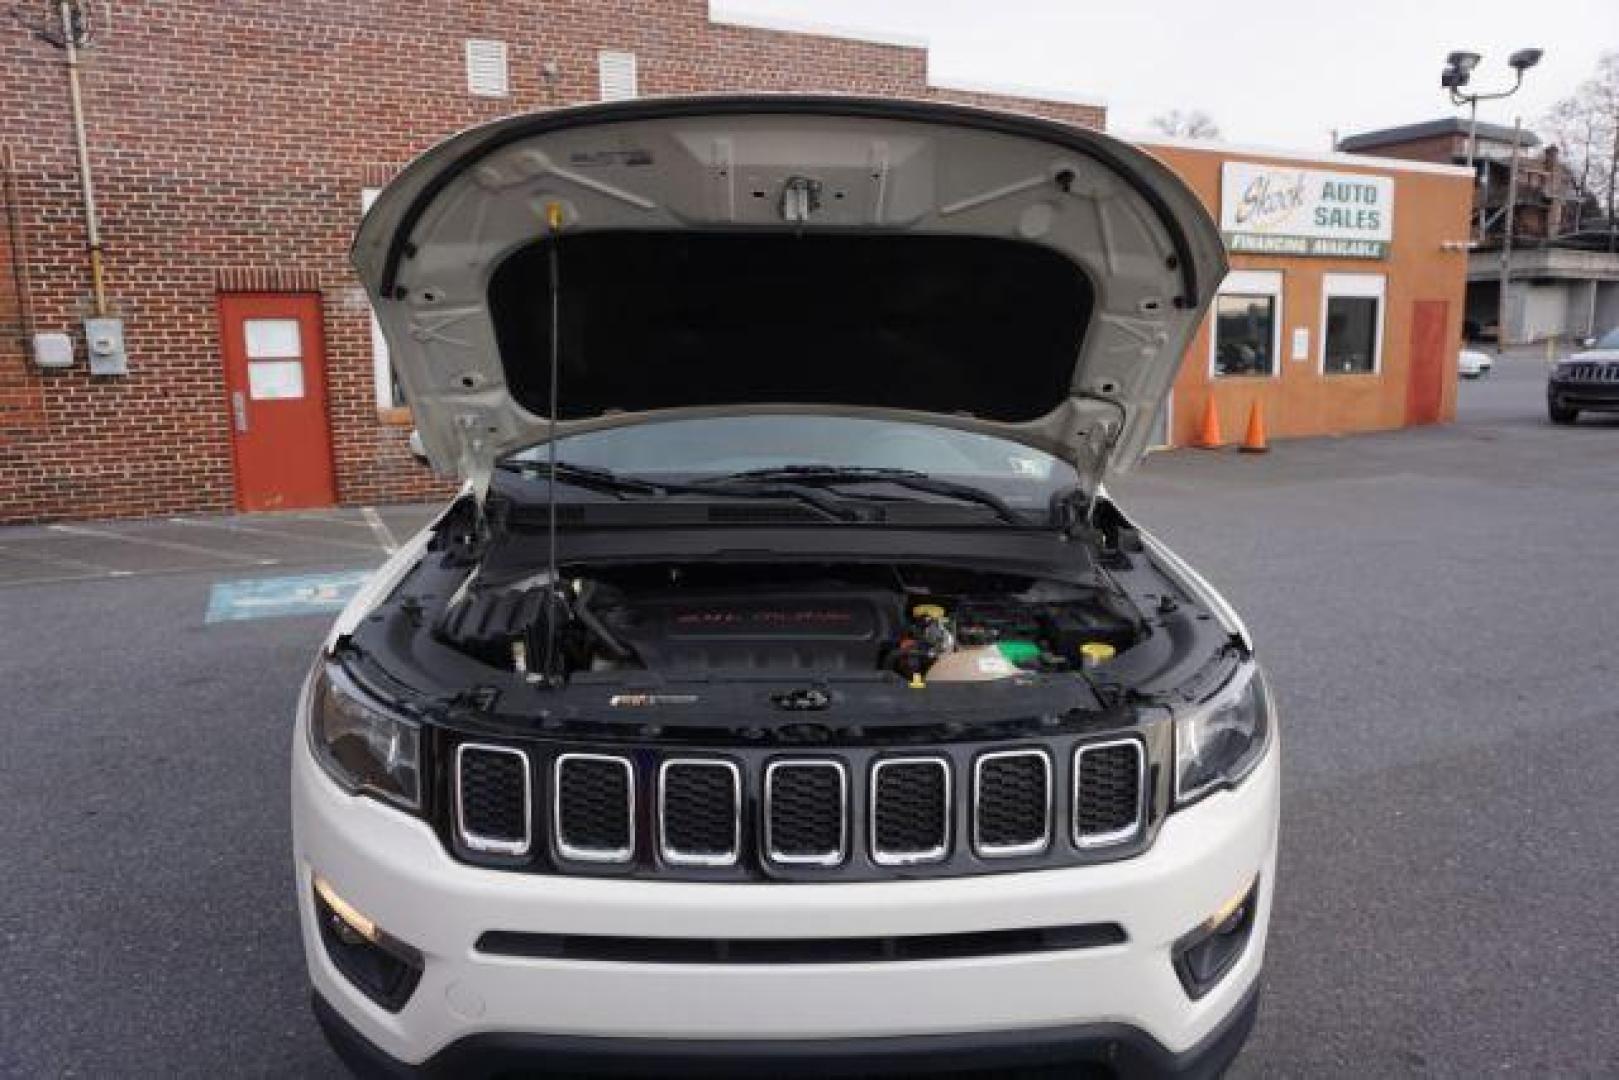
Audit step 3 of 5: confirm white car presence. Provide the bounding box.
[1458,348,1493,378]
[295,96,1279,1077]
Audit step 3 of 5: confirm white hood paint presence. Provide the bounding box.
[352,96,1226,496]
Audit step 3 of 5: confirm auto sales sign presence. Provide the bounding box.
[1220,162,1393,259]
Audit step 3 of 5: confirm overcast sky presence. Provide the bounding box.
[714,0,1617,150]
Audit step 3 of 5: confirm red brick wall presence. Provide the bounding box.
[0,1,1101,523]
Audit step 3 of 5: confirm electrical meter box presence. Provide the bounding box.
[84,317,128,376]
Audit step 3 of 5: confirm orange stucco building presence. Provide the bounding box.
[1134,138,1474,448]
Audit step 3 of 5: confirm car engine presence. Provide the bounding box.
[433,561,1144,685]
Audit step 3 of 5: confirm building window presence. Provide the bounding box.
[1210,270,1282,378]
[361,189,407,413]
[598,50,638,101]
[1320,273,1386,376]
[465,39,510,98]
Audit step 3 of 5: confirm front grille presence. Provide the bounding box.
[454,744,531,855]
[554,754,634,862]
[1565,362,1619,383]
[659,759,741,866]
[1074,739,1145,846]
[446,726,1163,881]
[765,760,847,865]
[974,749,1051,857]
[870,758,950,865]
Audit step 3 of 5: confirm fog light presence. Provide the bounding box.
[1172,878,1258,1000]
[313,876,423,1012]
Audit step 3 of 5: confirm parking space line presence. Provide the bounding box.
[361,507,399,554]
[48,523,277,566]
[168,517,387,554]
[0,542,132,577]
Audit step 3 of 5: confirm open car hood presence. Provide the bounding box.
[352,96,1226,497]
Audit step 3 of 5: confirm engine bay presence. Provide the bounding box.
[433,561,1145,687]
[332,496,1243,739]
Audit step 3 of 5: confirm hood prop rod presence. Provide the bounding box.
[539,202,566,687]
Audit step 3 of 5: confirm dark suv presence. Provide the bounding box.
[1549,328,1619,424]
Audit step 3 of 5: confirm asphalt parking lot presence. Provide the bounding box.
[3,352,1616,1078]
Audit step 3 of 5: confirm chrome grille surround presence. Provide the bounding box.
[657,758,743,867]
[972,748,1053,858]
[1073,737,1146,848]
[453,743,532,856]
[763,759,849,867]
[869,756,952,866]
[552,752,635,863]
[1563,362,1619,383]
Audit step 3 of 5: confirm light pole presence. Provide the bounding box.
[1440,48,1543,348]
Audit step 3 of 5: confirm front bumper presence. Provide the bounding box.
[293,708,1280,1074]
[1549,378,1619,411]
[313,981,1261,1078]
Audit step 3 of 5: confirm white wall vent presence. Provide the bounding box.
[597,50,638,101]
[466,39,510,97]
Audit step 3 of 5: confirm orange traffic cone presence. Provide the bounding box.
[1239,399,1269,454]
[1195,396,1223,449]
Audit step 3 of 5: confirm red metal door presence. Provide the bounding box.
[1406,299,1449,426]
[218,293,336,511]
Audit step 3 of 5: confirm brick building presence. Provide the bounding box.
[1137,137,1472,448]
[1340,118,1619,343]
[0,1,1103,523]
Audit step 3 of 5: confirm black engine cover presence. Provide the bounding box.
[599,588,901,673]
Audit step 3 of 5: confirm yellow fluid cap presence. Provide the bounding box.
[912,603,946,621]
[1080,641,1117,665]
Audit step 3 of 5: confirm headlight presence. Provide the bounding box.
[1174,664,1272,806]
[309,664,422,811]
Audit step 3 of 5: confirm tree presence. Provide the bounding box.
[1542,51,1619,244]
[1148,109,1220,139]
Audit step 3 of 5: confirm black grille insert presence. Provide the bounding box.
[554,754,634,861]
[477,921,1126,964]
[766,761,847,865]
[455,745,530,855]
[974,750,1051,856]
[659,760,740,865]
[871,758,950,864]
[1075,740,1144,845]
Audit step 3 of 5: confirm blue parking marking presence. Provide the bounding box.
[205,569,374,623]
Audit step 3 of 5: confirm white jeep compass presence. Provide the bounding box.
[293,95,1279,1078]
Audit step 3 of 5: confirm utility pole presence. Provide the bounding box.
[1609,119,1618,253]
[1497,116,1521,356]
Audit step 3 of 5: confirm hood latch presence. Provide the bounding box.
[780,175,823,223]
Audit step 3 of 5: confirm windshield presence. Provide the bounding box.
[1596,328,1619,350]
[506,416,1079,507]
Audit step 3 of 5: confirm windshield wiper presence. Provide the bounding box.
[502,460,862,522]
[675,475,867,523]
[712,466,1028,526]
[500,459,665,497]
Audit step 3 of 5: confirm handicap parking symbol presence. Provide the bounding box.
[206,569,375,623]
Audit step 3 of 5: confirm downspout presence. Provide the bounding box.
[59,0,106,317]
